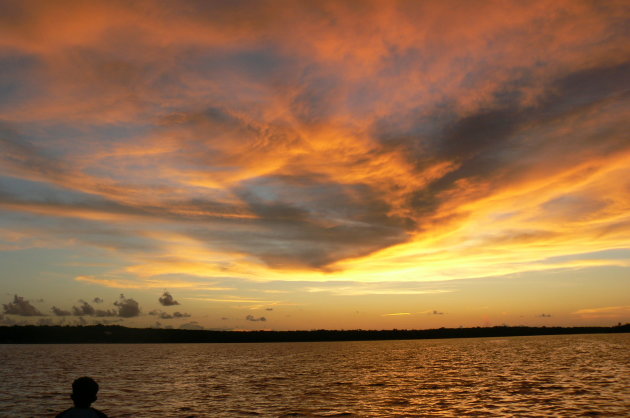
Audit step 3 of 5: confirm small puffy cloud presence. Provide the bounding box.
[93,297,104,304]
[179,321,204,330]
[149,310,191,319]
[114,294,141,318]
[539,313,552,318]
[418,309,445,315]
[159,291,179,306]
[265,308,273,311]
[51,306,72,316]
[72,301,95,316]
[425,310,444,315]
[245,315,266,322]
[2,295,43,316]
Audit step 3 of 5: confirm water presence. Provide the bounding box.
[0,334,628,417]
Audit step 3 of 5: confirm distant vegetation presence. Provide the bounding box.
[1,324,628,344]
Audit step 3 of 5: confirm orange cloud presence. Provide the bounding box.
[75,275,234,291]
[573,306,630,319]
[0,0,628,290]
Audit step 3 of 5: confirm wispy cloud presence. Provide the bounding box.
[184,297,277,304]
[573,306,630,319]
[383,310,445,317]
[75,275,234,291]
[305,282,455,296]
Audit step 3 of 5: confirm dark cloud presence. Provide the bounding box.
[391,61,630,225]
[72,301,95,316]
[158,291,179,306]
[429,310,444,315]
[71,300,117,317]
[51,306,71,316]
[245,315,266,322]
[93,297,104,304]
[2,294,43,316]
[436,107,520,162]
[265,308,273,311]
[547,61,630,117]
[186,178,411,269]
[114,294,141,318]
[539,313,552,318]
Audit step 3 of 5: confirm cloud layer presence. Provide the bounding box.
[0,0,628,292]
[49,295,140,318]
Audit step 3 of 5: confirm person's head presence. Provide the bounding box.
[70,377,99,408]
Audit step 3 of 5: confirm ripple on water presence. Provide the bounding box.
[0,334,629,417]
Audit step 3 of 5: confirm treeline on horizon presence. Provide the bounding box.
[1,323,628,344]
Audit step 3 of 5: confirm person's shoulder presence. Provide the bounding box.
[55,407,108,418]
[56,408,73,418]
[93,408,108,418]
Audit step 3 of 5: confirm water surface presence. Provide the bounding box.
[1,334,628,416]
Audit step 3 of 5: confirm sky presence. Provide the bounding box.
[1,0,629,331]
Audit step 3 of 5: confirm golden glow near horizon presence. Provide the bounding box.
[1,0,629,329]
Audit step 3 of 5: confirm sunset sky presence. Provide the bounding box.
[1,0,629,330]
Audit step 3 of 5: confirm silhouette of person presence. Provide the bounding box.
[56,377,108,418]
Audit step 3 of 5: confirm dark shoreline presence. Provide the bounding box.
[1,324,628,344]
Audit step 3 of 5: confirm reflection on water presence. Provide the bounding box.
[0,334,628,417]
